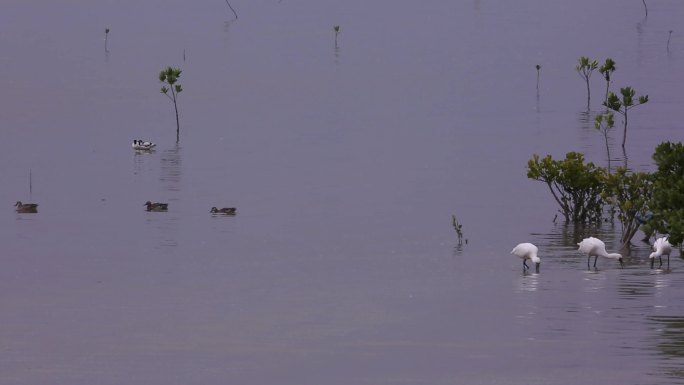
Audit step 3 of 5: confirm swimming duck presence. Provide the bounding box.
[144,201,168,211]
[132,140,156,151]
[210,207,236,215]
[15,201,38,213]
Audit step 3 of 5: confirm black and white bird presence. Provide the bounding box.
[132,139,156,151]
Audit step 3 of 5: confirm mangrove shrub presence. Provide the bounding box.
[650,142,684,245]
[527,152,605,223]
[602,167,653,246]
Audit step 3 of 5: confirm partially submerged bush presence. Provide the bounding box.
[602,167,653,246]
[527,152,605,223]
[650,142,684,245]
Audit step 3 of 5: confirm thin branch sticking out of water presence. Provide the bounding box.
[642,0,648,17]
[224,0,238,19]
[452,215,465,245]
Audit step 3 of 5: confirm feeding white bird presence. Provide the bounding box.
[132,139,156,151]
[577,237,623,268]
[511,243,541,272]
[650,237,673,269]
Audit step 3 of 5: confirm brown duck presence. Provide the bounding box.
[144,201,168,211]
[15,201,38,213]
[210,207,236,215]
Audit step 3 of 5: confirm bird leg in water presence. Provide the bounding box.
[523,260,529,270]
[594,256,598,268]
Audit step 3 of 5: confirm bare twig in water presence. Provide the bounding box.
[667,30,673,52]
[224,0,238,19]
[642,0,648,17]
[535,64,541,91]
[452,215,464,245]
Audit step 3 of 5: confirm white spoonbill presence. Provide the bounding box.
[511,243,541,272]
[577,237,623,268]
[650,237,673,269]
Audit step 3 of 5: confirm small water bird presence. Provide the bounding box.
[14,201,38,213]
[132,139,156,151]
[511,243,541,272]
[144,201,168,211]
[577,237,623,269]
[210,207,236,215]
[650,237,673,269]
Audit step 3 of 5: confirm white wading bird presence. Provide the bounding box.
[577,237,623,269]
[511,243,541,272]
[650,237,673,269]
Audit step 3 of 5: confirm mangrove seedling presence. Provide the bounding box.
[598,58,616,105]
[668,30,673,52]
[104,28,110,52]
[159,66,184,143]
[536,64,541,90]
[224,0,238,19]
[333,25,341,47]
[594,112,615,173]
[576,56,598,109]
[603,86,648,148]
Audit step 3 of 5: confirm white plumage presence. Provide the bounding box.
[511,243,541,272]
[650,237,673,269]
[577,237,623,268]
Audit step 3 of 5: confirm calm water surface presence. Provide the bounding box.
[1,0,684,384]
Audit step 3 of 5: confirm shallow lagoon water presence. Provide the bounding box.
[1,0,684,384]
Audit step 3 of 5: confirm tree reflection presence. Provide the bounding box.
[160,143,182,193]
[647,315,684,379]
